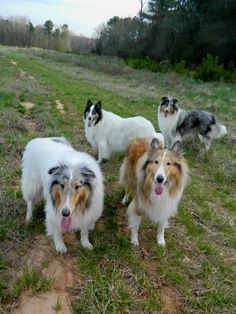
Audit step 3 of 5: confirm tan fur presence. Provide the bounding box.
[160,103,175,116]
[123,138,151,195]
[70,185,90,213]
[51,184,62,210]
[122,138,187,203]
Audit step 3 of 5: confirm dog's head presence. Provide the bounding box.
[84,99,103,128]
[141,138,186,198]
[159,96,179,118]
[48,164,95,231]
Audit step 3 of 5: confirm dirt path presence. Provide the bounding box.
[10,235,79,314]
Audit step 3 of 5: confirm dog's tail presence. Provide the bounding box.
[210,123,227,139]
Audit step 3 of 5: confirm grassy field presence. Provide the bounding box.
[0,46,235,313]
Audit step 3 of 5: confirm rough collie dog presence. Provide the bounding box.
[84,99,164,163]
[158,96,227,149]
[22,137,104,253]
[119,137,189,247]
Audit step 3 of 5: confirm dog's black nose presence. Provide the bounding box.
[62,208,70,217]
[156,175,164,184]
[88,116,92,120]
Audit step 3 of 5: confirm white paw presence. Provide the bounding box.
[81,240,93,250]
[55,242,67,253]
[121,195,129,205]
[25,212,32,223]
[131,237,139,246]
[157,237,166,247]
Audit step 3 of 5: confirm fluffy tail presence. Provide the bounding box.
[210,124,227,139]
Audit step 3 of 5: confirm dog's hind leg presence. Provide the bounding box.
[157,220,168,246]
[128,200,142,246]
[80,226,93,250]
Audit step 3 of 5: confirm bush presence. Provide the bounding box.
[173,60,189,75]
[193,54,225,82]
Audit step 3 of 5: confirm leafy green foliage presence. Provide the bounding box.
[193,54,225,82]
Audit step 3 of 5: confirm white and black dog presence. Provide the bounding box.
[158,96,227,149]
[84,99,164,163]
[22,137,104,253]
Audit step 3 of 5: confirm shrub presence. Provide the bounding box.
[193,54,225,82]
[173,60,189,75]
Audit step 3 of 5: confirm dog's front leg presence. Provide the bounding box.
[128,200,142,246]
[97,141,110,163]
[46,214,67,253]
[157,220,167,246]
[53,232,67,253]
[80,227,93,250]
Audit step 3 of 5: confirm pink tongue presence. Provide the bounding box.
[60,216,72,232]
[88,120,92,127]
[155,184,164,195]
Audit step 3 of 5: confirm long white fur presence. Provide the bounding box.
[22,137,104,253]
[85,107,164,163]
[120,146,188,247]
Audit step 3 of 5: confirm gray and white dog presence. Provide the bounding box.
[158,96,227,150]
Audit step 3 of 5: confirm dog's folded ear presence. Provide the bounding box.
[161,96,168,104]
[81,166,96,179]
[150,138,162,152]
[171,140,182,154]
[48,164,67,175]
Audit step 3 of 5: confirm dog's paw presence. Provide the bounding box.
[81,240,93,250]
[157,238,166,247]
[131,237,139,246]
[55,242,67,253]
[121,195,129,205]
[25,213,32,224]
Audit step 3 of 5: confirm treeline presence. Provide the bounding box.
[94,0,236,65]
[0,16,93,53]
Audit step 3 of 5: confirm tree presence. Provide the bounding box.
[44,20,54,49]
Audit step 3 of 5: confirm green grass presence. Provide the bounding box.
[0,45,235,313]
[12,267,53,297]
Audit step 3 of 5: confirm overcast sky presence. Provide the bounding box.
[0,0,141,37]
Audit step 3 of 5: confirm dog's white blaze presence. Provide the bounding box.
[87,105,94,119]
[155,151,167,183]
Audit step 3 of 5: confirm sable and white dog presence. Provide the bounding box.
[22,137,104,253]
[84,99,164,163]
[119,137,189,247]
[158,96,227,149]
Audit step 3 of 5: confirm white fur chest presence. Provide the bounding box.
[158,108,179,136]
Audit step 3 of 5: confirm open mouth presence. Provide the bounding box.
[60,216,72,232]
[154,181,167,196]
[88,119,93,128]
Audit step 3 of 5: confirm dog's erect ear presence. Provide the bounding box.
[172,98,178,107]
[48,164,67,175]
[95,101,102,111]
[81,166,96,179]
[171,140,182,154]
[86,99,93,107]
[150,138,162,152]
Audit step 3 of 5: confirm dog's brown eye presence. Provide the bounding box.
[60,184,64,189]
[155,160,158,164]
[167,162,171,166]
[75,185,80,190]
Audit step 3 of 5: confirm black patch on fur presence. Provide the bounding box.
[81,166,96,179]
[51,137,71,147]
[48,164,67,175]
[84,99,93,119]
[176,110,215,137]
[93,101,103,125]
